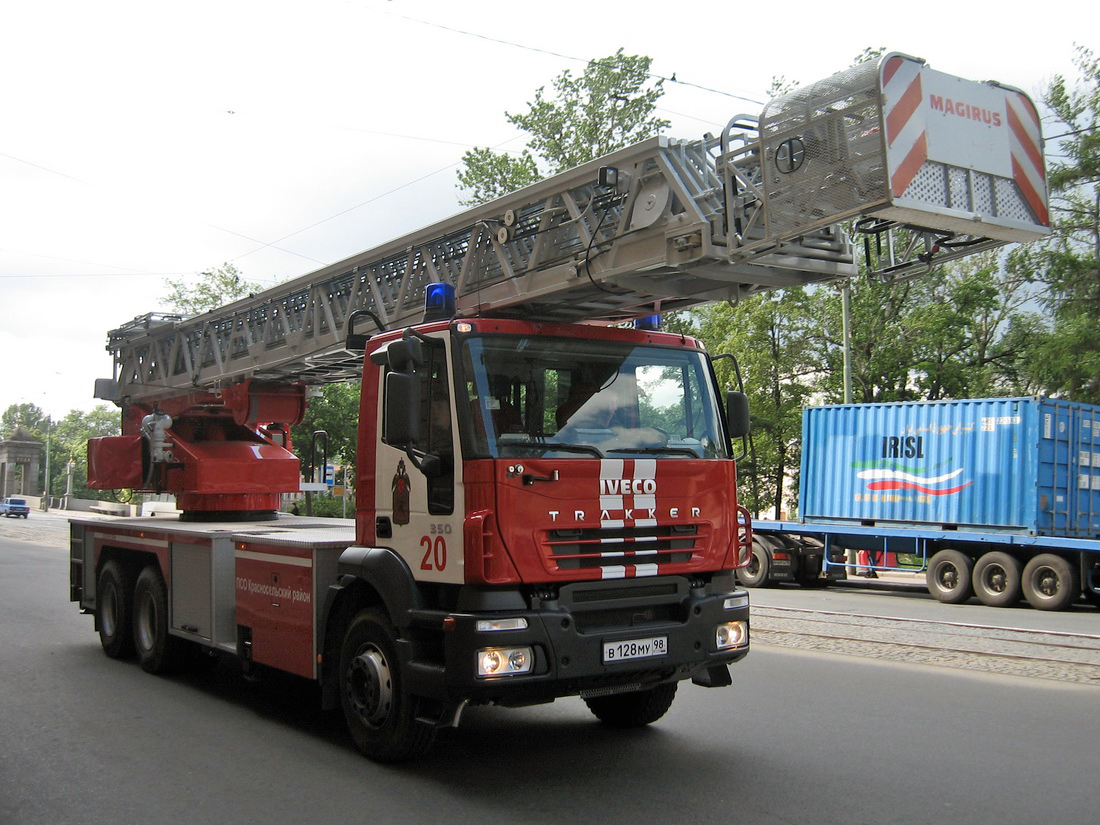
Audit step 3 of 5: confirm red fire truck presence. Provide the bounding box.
[69,52,1049,761]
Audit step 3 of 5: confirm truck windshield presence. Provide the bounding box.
[459,334,728,460]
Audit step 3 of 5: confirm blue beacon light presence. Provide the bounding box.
[423,282,457,322]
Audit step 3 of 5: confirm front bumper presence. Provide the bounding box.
[405,576,750,705]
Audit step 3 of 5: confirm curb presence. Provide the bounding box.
[833,574,927,593]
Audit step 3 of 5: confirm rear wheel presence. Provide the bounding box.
[133,565,185,674]
[339,608,435,762]
[97,560,135,659]
[972,551,1022,607]
[1022,554,1079,611]
[926,549,973,604]
[584,682,678,728]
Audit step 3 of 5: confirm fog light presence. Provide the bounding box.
[715,621,748,651]
[477,646,534,677]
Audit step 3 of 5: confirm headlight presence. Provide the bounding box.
[715,621,749,651]
[476,646,534,678]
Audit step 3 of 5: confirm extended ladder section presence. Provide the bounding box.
[100,52,1049,403]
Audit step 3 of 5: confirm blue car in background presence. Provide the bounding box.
[0,497,30,518]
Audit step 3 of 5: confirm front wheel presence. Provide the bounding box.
[339,608,435,762]
[584,682,677,728]
[736,541,771,588]
[1022,554,1079,611]
[926,549,973,604]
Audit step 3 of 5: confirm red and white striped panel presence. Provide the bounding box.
[883,55,928,198]
[599,458,659,579]
[1005,91,1049,226]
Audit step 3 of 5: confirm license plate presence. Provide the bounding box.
[603,636,668,663]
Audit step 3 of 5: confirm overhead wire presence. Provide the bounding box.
[3,11,764,284]
[226,14,764,267]
[381,8,765,107]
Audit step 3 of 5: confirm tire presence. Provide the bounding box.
[1021,554,1079,611]
[926,549,973,604]
[339,608,435,762]
[736,541,771,588]
[972,551,1022,608]
[97,560,136,659]
[133,565,185,674]
[584,682,678,728]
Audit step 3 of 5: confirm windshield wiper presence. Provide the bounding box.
[536,442,605,458]
[607,446,701,457]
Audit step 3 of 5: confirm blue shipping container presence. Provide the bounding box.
[798,397,1100,538]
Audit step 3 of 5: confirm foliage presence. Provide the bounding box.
[162,263,262,317]
[47,407,119,498]
[1007,46,1100,400]
[1045,46,1100,193]
[2,403,47,435]
[693,290,821,518]
[455,147,541,209]
[294,493,350,519]
[804,253,1042,404]
[1,403,119,499]
[290,383,359,476]
[456,49,669,206]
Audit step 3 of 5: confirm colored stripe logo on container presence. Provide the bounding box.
[856,465,972,497]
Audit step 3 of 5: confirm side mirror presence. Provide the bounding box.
[727,391,750,439]
[385,372,421,446]
[388,337,423,373]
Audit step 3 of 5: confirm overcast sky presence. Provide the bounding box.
[1,0,1092,420]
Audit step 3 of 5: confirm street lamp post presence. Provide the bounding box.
[43,417,51,510]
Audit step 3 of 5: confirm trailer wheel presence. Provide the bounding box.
[1022,554,1079,611]
[972,552,1022,607]
[97,560,135,659]
[133,565,185,674]
[339,608,435,762]
[584,682,678,728]
[736,541,771,588]
[926,549,973,604]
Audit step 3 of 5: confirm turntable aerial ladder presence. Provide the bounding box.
[72,53,1049,762]
[99,52,1048,401]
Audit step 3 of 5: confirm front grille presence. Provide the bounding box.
[543,523,702,574]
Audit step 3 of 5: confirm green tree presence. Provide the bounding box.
[1,403,47,435]
[456,49,669,205]
[694,290,820,518]
[46,407,119,498]
[2,403,119,499]
[908,253,1044,399]
[806,253,1042,403]
[805,274,922,403]
[455,147,541,209]
[291,383,359,479]
[1008,46,1100,400]
[162,263,262,316]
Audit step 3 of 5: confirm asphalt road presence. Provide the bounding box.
[2,525,1098,824]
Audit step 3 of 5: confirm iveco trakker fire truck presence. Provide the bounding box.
[70,53,1049,761]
